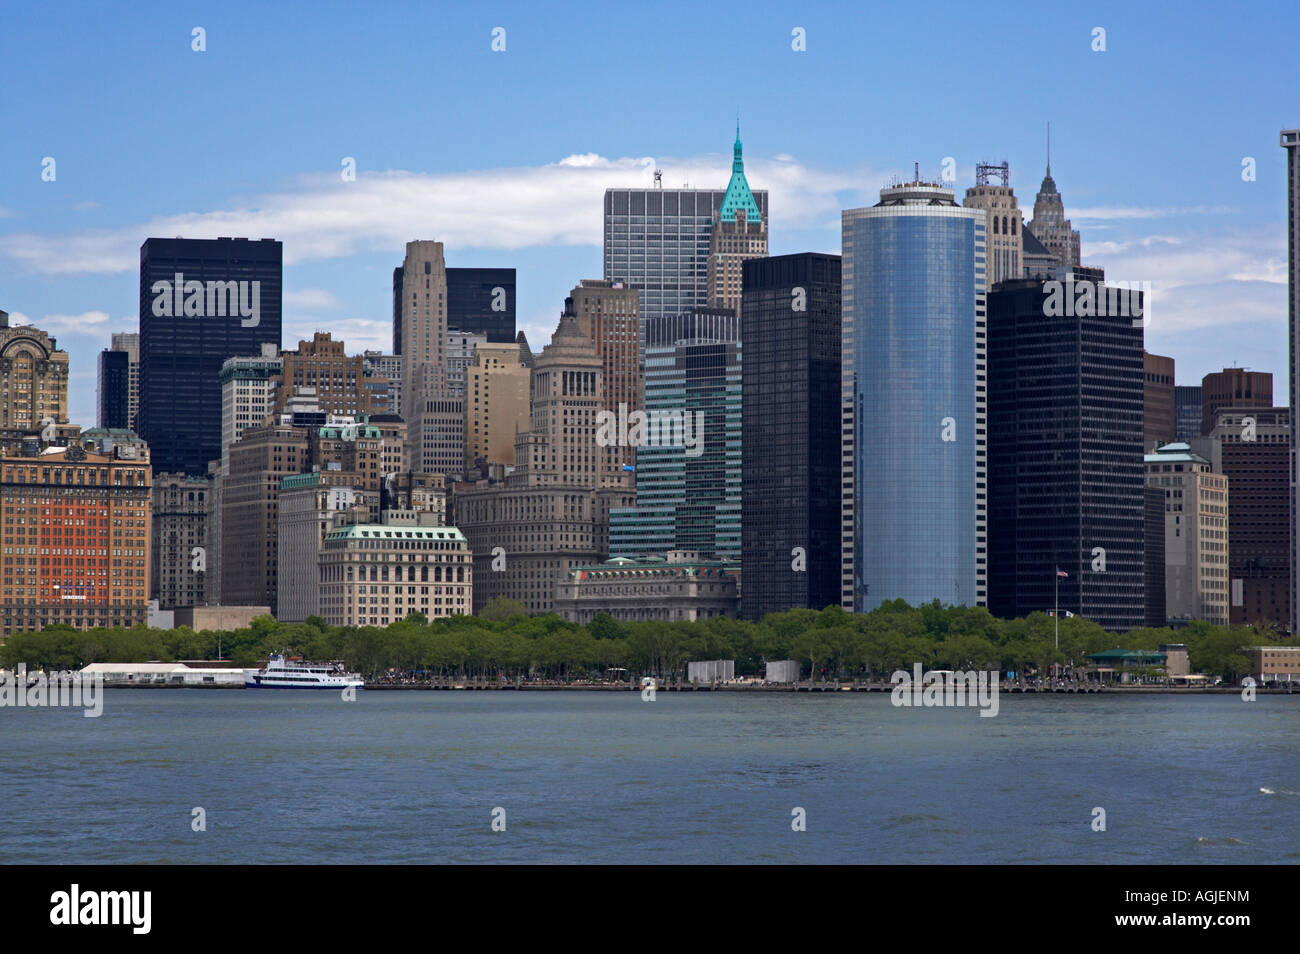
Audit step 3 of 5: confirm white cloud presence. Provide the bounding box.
[0,153,883,277]
[12,310,113,336]
[284,288,342,310]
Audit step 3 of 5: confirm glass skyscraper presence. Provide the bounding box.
[609,309,741,564]
[842,180,987,611]
[740,253,841,620]
[603,186,768,328]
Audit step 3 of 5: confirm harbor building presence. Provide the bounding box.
[319,512,471,626]
[553,551,738,624]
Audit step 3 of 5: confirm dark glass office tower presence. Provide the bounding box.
[96,349,131,429]
[987,275,1146,631]
[138,237,282,475]
[447,268,515,342]
[394,265,516,349]
[740,253,841,620]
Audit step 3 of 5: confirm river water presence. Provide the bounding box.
[3,690,1297,863]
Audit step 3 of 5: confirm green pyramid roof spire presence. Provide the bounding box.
[719,121,762,226]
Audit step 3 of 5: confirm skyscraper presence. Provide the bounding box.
[1145,442,1230,625]
[1284,126,1300,633]
[604,135,768,328]
[988,275,1147,630]
[740,253,841,620]
[456,299,632,613]
[1175,385,1203,442]
[138,237,283,475]
[1144,351,1176,446]
[0,312,69,433]
[1201,367,1272,437]
[1026,131,1081,272]
[962,163,1022,286]
[706,126,767,313]
[843,177,987,611]
[394,266,516,350]
[609,309,741,565]
[1209,407,1290,626]
[570,279,641,469]
[97,332,139,430]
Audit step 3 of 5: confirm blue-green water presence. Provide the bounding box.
[3,690,1298,864]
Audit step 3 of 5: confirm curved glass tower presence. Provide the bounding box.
[842,180,987,611]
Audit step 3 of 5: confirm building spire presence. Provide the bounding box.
[1046,120,1051,176]
[720,121,761,225]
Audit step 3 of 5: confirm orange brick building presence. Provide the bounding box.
[0,442,151,637]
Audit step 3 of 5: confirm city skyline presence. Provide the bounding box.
[2,2,1296,427]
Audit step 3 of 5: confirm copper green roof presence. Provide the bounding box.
[719,123,762,226]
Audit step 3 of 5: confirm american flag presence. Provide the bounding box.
[1056,567,1069,579]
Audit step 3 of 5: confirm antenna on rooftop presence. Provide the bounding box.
[653,168,663,189]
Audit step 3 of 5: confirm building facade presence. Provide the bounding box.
[705,127,768,313]
[219,343,282,476]
[1144,351,1176,447]
[275,332,373,418]
[455,302,632,613]
[987,276,1147,630]
[150,472,208,609]
[554,552,738,623]
[464,342,530,472]
[1026,159,1081,271]
[97,332,139,430]
[570,279,641,470]
[138,237,283,475]
[0,313,69,433]
[319,514,471,627]
[1200,368,1272,439]
[1209,406,1291,626]
[962,164,1022,287]
[1175,384,1203,442]
[740,253,841,620]
[1285,127,1300,633]
[0,438,151,637]
[609,309,741,566]
[843,178,986,612]
[1145,442,1230,624]
[604,163,769,326]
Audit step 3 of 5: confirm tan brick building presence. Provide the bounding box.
[464,341,530,471]
[319,512,471,626]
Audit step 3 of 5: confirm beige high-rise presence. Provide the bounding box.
[569,279,640,468]
[963,177,1022,287]
[1145,442,1229,624]
[455,299,633,613]
[464,342,530,471]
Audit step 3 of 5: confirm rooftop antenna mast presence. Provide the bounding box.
[653,168,662,189]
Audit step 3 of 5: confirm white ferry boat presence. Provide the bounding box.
[244,654,364,690]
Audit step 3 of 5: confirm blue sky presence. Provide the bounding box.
[2,0,1297,425]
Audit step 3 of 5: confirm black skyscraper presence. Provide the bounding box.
[987,275,1146,631]
[96,349,130,429]
[740,253,841,620]
[393,266,516,351]
[138,237,282,475]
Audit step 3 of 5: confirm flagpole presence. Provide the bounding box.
[1054,569,1059,681]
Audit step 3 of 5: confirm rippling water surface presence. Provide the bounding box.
[2,690,1297,863]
